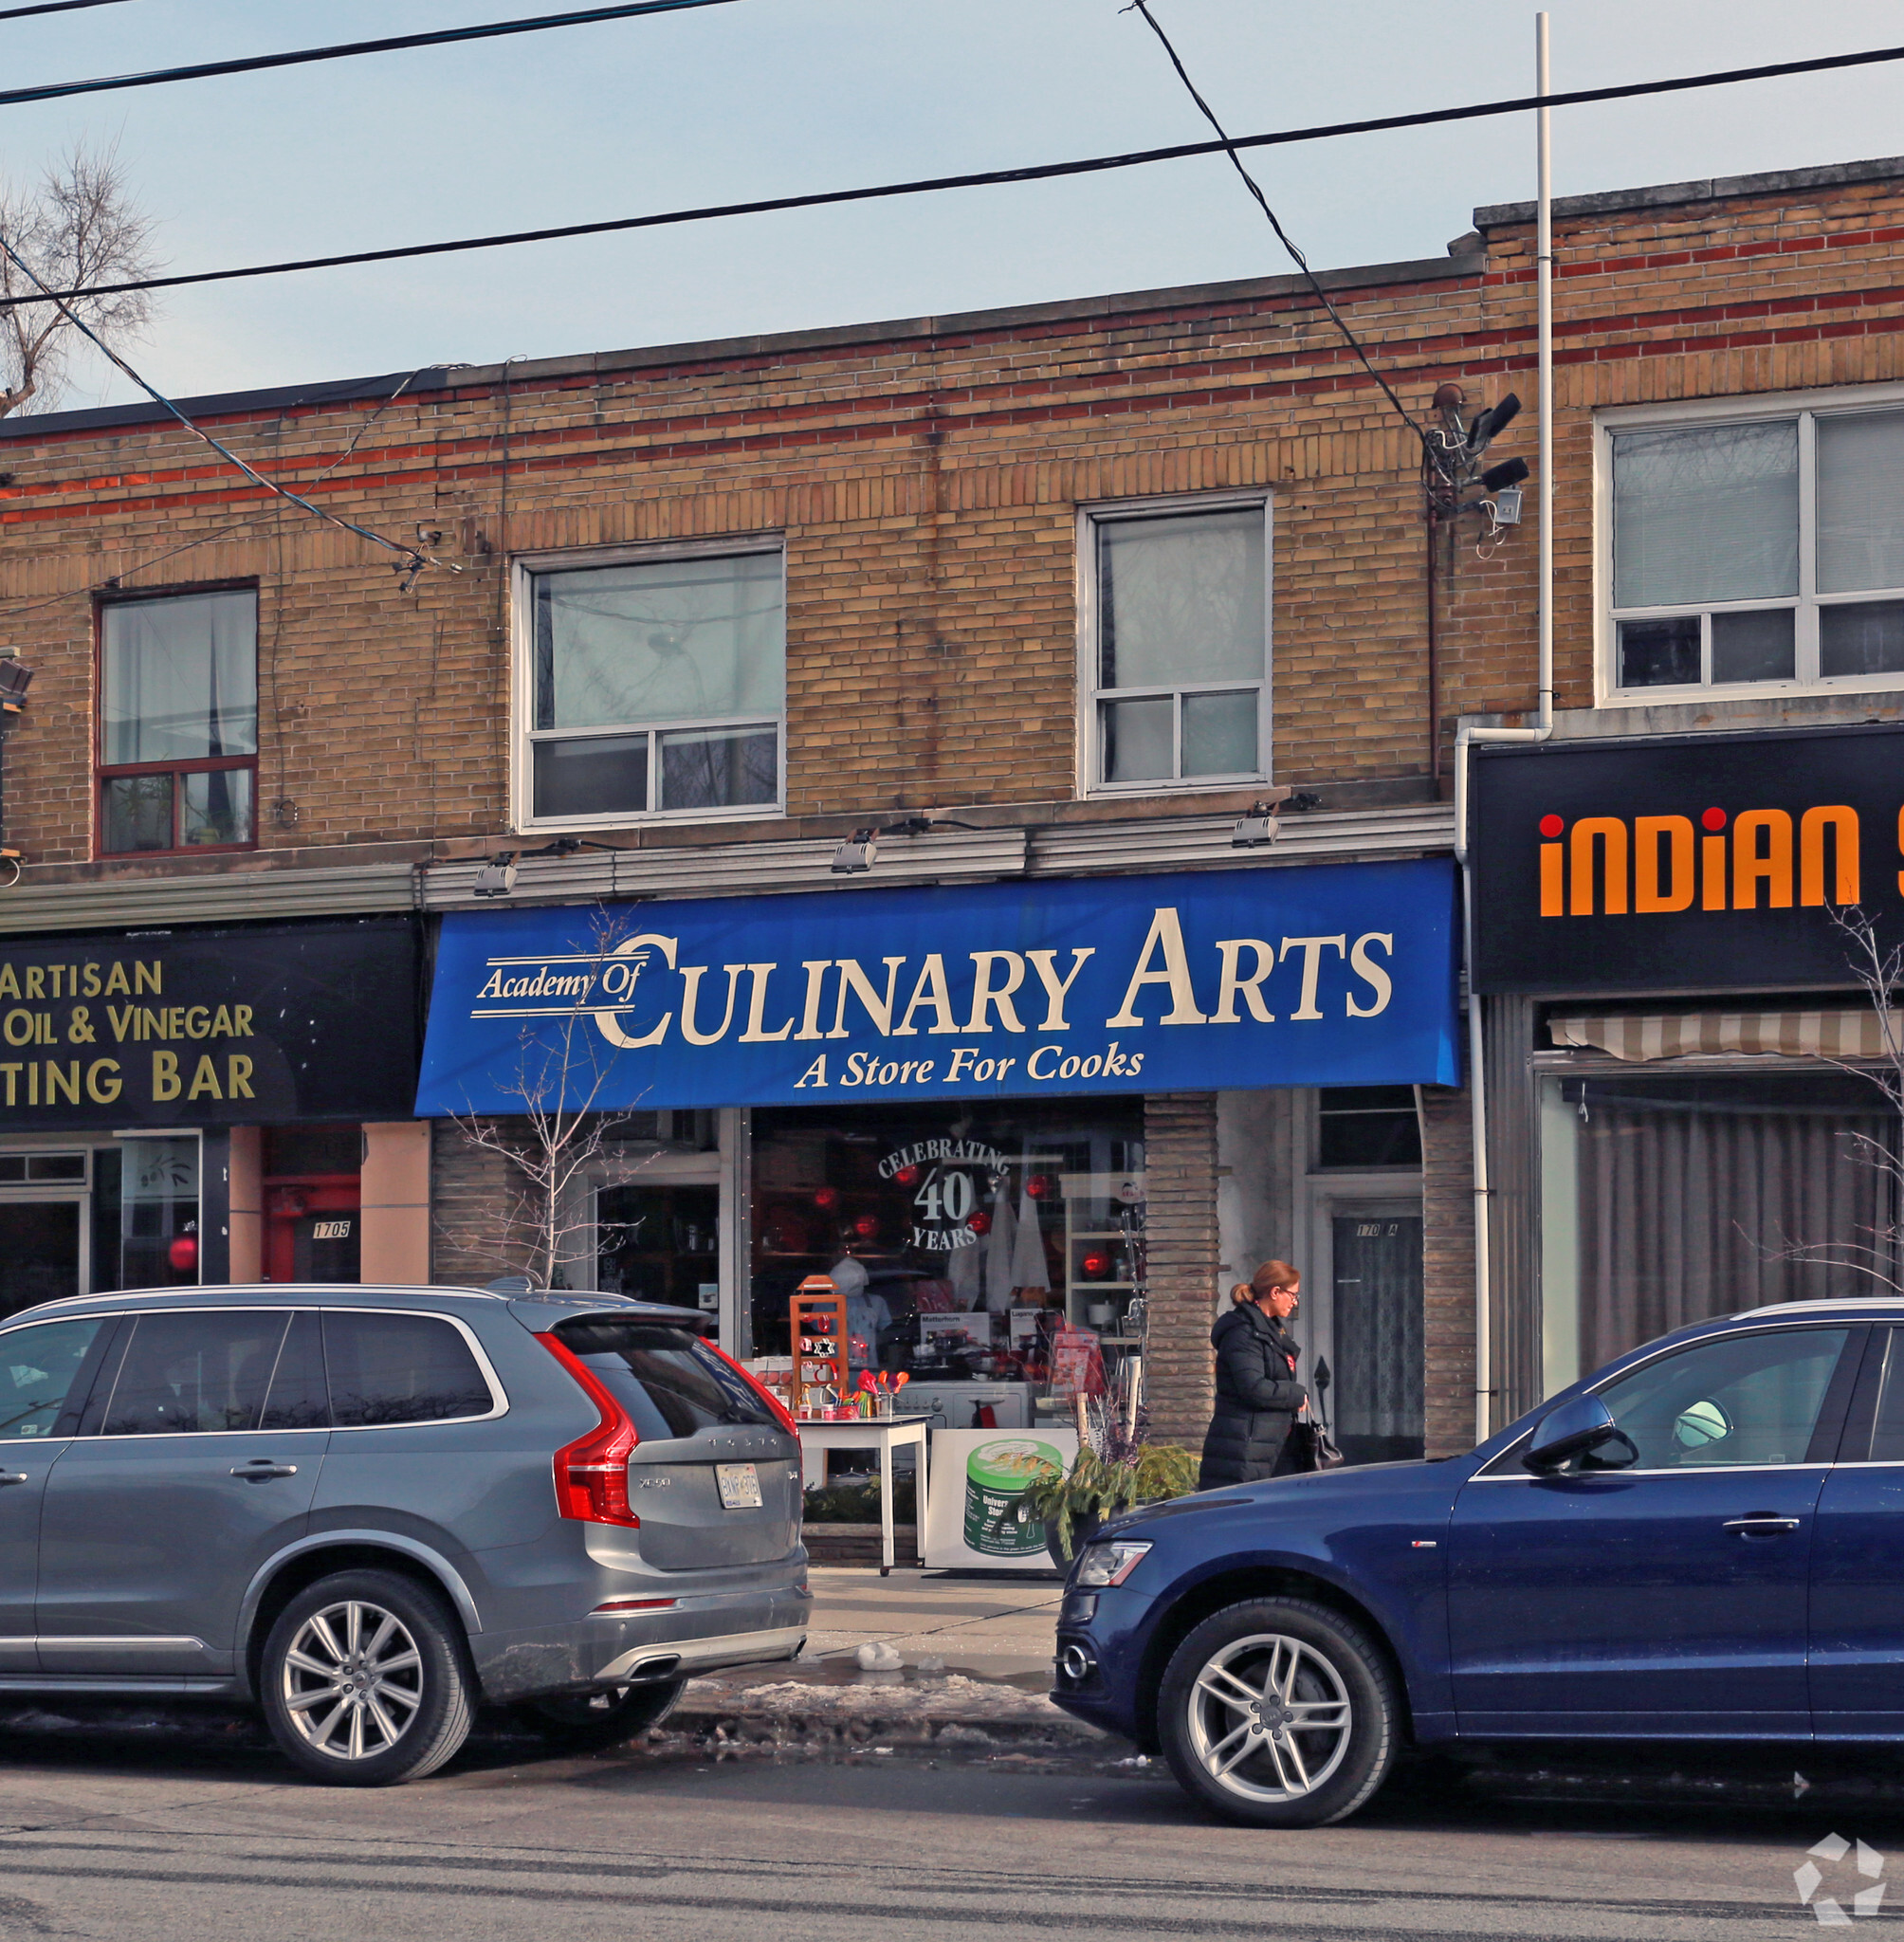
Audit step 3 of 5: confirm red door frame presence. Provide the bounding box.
[263,1173,360,1283]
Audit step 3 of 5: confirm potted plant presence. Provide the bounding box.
[1021,1426,1199,1567]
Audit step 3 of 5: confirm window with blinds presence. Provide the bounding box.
[1606,401,1904,696]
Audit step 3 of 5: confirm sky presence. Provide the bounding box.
[3,0,1903,409]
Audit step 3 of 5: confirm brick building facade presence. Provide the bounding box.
[0,154,1899,1459]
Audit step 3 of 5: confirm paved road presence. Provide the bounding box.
[0,1716,1884,1940]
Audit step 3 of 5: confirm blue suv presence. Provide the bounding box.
[1053,1299,1904,1825]
[0,1284,808,1785]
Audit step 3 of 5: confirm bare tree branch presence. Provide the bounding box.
[441,907,654,1289]
[1763,905,1904,1292]
[0,138,159,416]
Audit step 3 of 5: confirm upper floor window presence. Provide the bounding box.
[1083,501,1269,792]
[1606,399,1904,698]
[98,589,258,855]
[520,543,784,825]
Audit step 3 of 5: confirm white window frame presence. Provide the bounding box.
[1075,491,1272,797]
[1597,379,1904,706]
[511,536,788,832]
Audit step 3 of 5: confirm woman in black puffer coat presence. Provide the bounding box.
[1198,1260,1307,1489]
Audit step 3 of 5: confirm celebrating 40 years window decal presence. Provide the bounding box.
[413,861,1459,1114]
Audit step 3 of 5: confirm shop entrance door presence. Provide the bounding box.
[265,1183,361,1284]
[0,1201,83,1321]
[597,1182,721,1315]
[1325,1209,1424,1465]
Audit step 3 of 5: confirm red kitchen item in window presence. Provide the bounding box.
[168,1236,198,1273]
[813,1185,840,1211]
[1081,1250,1111,1278]
[893,1164,920,1185]
[852,1213,879,1239]
[967,1210,991,1237]
[1026,1174,1057,1200]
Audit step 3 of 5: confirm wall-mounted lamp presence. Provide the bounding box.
[831,812,981,874]
[1426,382,1533,533]
[1231,786,1321,847]
[831,829,879,873]
[1480,456,1529,494]
[473,855,518,897]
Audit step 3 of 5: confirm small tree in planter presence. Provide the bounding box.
[1022,1396,1199,1564]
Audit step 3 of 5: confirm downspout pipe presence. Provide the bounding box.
[1454,10,1556,1446]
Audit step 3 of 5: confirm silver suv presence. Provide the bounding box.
[0,1284,808,1784]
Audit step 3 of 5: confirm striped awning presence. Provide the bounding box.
[1549,1011,1896,1063]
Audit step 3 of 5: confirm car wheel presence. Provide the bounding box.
[260,1569,475,1786]
[519,1679,686,1750]
[1158,1598,1398,1827]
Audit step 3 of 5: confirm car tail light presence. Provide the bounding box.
[705,1338,802,1439]
[590,1597,678,1615]
[541,1333,640,1528]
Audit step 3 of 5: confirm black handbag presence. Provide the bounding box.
[1285,1409,1345,1474]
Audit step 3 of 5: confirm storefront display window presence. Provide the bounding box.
[119,1136,200,1289]
[1540,1070,1897,1393]
[750,1100,1144,1383]
[598,1182,721,1313]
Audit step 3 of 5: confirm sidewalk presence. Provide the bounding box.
[674,1566,1111,1751]
[800,1566,1062,1679]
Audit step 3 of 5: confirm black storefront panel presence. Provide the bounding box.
[0,917,420,1129]
[1471,723,1904,994]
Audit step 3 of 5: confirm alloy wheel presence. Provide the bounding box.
[1183,1630,1353,1804]
[279,1599,425,1762]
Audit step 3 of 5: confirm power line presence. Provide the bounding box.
[6,39,1904,314]
[0,1,137,20]
[0,230,455,582]
[0,0,739,109]
[1129,0,1427,448]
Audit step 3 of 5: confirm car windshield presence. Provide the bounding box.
[554,1319,776,1439]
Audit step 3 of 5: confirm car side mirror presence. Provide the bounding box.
[1523,1394,1637,1474]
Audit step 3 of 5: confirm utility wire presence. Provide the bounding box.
[0,0,137,20]
[8,40,1904,313]
[2,366,452,617]
[1129,0,1427,446]
[0,0,739,108]
[0,231,454,583]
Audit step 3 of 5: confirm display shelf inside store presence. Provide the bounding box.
[789,1280,849,1420]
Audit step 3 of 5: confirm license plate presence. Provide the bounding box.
[715,1461,762,1510]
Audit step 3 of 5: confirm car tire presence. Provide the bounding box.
[260,1569,476,1786]
[1157,1597,1398,1828]
[519,1678,686,1750]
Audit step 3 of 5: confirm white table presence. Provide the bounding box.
[796,1415,932,1575]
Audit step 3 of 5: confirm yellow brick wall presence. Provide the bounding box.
[0,169,1901,871]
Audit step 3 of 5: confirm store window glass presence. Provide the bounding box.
[597,1183,720,1313]
[1089,503,1268,789]
[119,1136,199,1289]
[1316,1087,1421,1168]
[1606,404,1904,695]
[749,1100,1144,1383]
[99,590,258,854]
[523,546,785,823]
[1540,1071,1895,1395]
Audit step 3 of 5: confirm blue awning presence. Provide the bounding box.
[414,859,1459,1114]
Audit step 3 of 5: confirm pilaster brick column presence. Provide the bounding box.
[430,1117,539,1287]
[1144,1091,1220,1445]
[1419,1084,1477,1459]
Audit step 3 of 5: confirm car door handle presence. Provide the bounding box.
[0,1473,26,1488]
[229,1460,299,1480]
[1722,1514,1801,1536]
